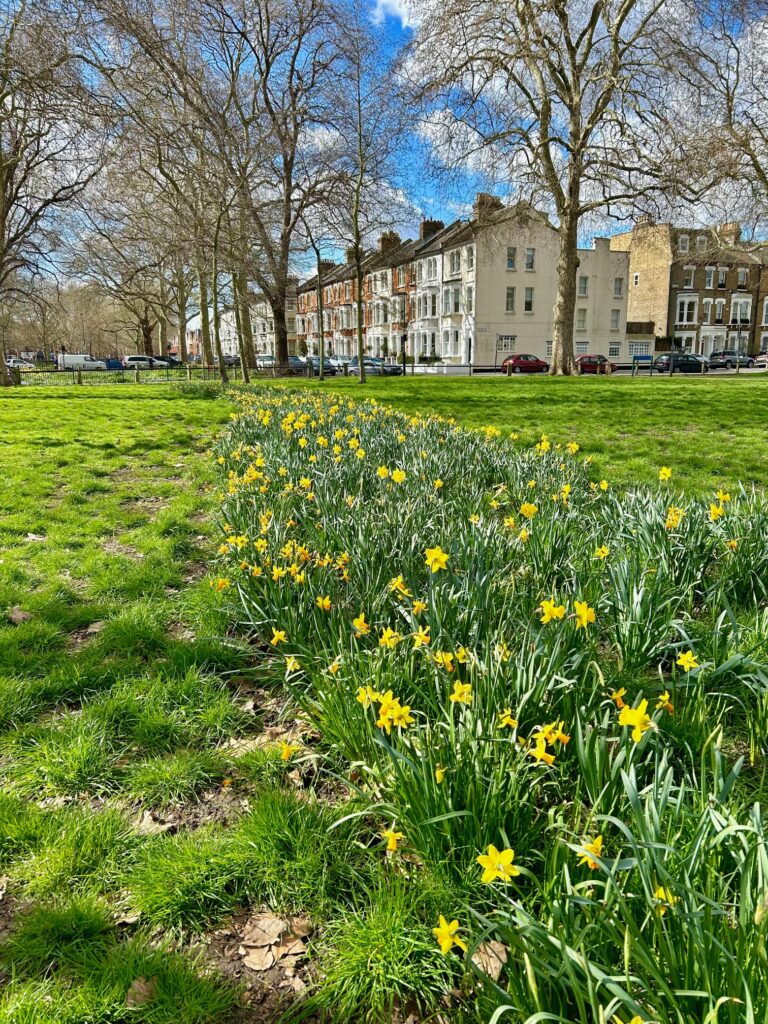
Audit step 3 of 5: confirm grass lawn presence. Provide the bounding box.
[0,379,766,1023]
[286,373,768,493]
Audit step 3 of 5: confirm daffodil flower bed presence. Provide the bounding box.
[213,388,768,1023]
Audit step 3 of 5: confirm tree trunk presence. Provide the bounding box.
[235,271,256,369]
[177,298,188,363]
[273,298,289,367]
[355,242,366,384]
[315,252,325,381]
[140,317,154,356]
[198,269,214,365]
[231,274,250,383]
[159,316,168,357]
[550,202,579,376]
[211,257,228,384]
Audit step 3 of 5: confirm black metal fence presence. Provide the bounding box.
[11,365,297,387]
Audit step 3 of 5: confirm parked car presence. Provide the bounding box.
[104,358,123,370]
[708,349,755,369]
[256,354,275,370]
[273,355,307,375]
[218,354,240,367]
[755,351,768,368]
[5,356,34,369]
[349,356,404,376]
[123,355,169,369]
[57,353,107,371]
[305,356,338,376]
[500,353,549,374]
[575,354,617,375]
[652,353,708,374]
[328,356,349,370]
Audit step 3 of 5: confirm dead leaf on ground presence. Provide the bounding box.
[7,607,32,625]
[24,533,46,542]
[241,913,285,948]
[238,912,311,973]
[126,976,157,1007]
[0,875,9,901]
[471,940,508,981]
[242,945,275,972]
[134,810,175,836]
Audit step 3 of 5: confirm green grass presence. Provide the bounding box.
[280,373,768,493]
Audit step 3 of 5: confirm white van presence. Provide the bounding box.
[57,353,107,371]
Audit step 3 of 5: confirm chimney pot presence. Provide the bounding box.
[419,219,444,241]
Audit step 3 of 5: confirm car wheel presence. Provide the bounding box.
[748,360,755,368]
[513,366,521,374]
[725,360,733,369]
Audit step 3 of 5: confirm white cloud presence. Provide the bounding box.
[371,0,413,28]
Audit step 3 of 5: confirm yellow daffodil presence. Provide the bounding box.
[412,599,428,615]
[574,600,596,630]
[659,466,672,481]
[413,625,431,648]
[316,595,331,611]
[538,598,566,624]
[503,515,516,529]
[379,626,402,649]
[213,578,231,592]
[392,468,406,484]
[381,828,404,852]
[653,885,679,916]
[528,733,555,765]
[280,741,299,761]
[619,699,652,742]
[610,687,626,709]
[285,655,300,673]
[726,539,738,551]
[389,574,412,598]
[433,915,467,955]
[390,702,414,729]
[454,645,469,664]
[356,685,380,708]
[353,613,370,637]
[594,545,609,560]
[270,628,287,645]
[599,479,609,491]
[518,527,530,542]
[709,502,725,522]
[477,844,520,883]
[520,502,538,520]
[656,690,674,714]
[666,505,685,530]
[424,545,449,572]
[498,707,518,729]
[376,465,390,479]
[716,489,731,503]
[433,650,455,672]
[434,479,444,489]
[435,764,446,784]
[449,680,472,704]
[676,650,698,672]
[567,441,580,455]
[578,835,604,869]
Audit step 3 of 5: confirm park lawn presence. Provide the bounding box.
[286,373,768,494]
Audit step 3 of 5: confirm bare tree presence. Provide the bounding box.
[407,0,716,374]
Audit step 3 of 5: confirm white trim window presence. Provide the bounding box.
[576,341,588,354]
[466,285,474,314]
[467,246,475,270]
[578,275,589,296]
[506,246,516,270]
[609,342,620,357]
[525,247,536,270]
[524,287,534,312]
[449,250,461,275]
[497,334,516,352]
[717,267,727,288]
[613,276,624,297]
[705,266,714,289]
[683,266,694,289]
[702,299,713,324]
[610,309,621,330]
[678,234,689,253]
[629,341,651,357]
[737,267,748,288]
[633,272,640,287]
[731,297,752,324]
[576,307,587,331]
[442,288,451,315]
[696,234,708,251]
[505,286,516,313]
[762,297,768,325]
[676,296,698,324]
[715,298,725,323]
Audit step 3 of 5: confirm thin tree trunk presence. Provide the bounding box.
[141,317,154,356]
[159,317,168,357]
[273,300,289,369]
[550,201,579,376]
[315,251,325,381]
[198,268,214,365]
[231,273,250,383]
[211,250,228,384]
[177,297,188,363]
[235,271,256,368]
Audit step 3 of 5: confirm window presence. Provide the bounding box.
[576,341,588,354]
[609,342,620,358]
[576,308,587,331]
[452,288,461,313]
[524,287,534,312]
[763,297,768,325]
[505,286,516,313]
[466,285,474,314]
[398,268,405,287]
[731,298,752,324]
[696,234,708,251]
[629,341,651,357]
[417,263,423,283]
[683,266,694,289]
[430,333,436,355]
[737,267,747,288]
[467,246,475,270]
[546,340,553,358]
[506,246,516,270]
[705,266,714,289]
[703,299,712,324]
[717,267,727,288]
[442,288,450,315]
[525,247,536,270]
[715,298,725,323]
[497,334,516,352]
[610,309,621,330]
[613,277,624,298]
[633,272,640,287]
[451,330,460,356]
[442,330,450,355]
[449,250,461,275]
[578,275,589,297]
[676,297,698,324]
[678,234,689,253]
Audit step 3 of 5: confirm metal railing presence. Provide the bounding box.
[9,365,305,387]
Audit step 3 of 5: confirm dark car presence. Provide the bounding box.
[652,353,708,374]
[305,356,338,376]
[500,353,549,374]
[104,358,123,370]
[575,354,617,375]
[708,349,755,369]
[349,356,403,376]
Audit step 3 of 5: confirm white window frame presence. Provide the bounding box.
[467,246,475,269]
[525,247,536,271]
[578,275,589,297]
[629,341,651,357]
[576,307,587,331]
[505,286,516,313]
[613,277,624,298]
[497,334,516,352]
[610,309,621,330]
[608,342,620,358]
[705,266,714,289]
[576,341,588,354]
[683,266,694,289]
[678,234,690,253]
[524,286,534,312]
[506,246,516,271]
[633,272,640,287]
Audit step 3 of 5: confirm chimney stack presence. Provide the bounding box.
[419,219,444,241]
[345,247,357,264]
[378,231,401,253]
[473,192,504,223]
[719,222,741,245]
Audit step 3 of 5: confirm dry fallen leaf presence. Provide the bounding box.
[126,976,157,1007]
[24,533,46,542]
[0,875,9,901]
[7,607,31,625]
[242,946,275,972]
[134,810,174,836]
[241,913,286,948]
[471,940,508,981]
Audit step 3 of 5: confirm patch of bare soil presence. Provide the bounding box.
[122,496,168,513]
[103,538,144,559]
[68,620,105,651]
[200,910,320,1023]
[130,785,249,835]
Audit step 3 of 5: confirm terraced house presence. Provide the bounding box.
[610,219,768,357]
[295,193,630,365]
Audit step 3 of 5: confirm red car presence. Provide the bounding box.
[501,353,549,374]
[576,354,617,375]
